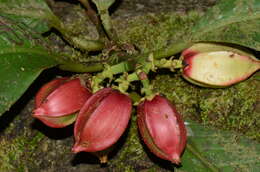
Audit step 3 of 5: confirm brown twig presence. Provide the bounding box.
[78,0,106,39]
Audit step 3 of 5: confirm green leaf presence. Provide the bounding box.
[0,14,58,115]
[180,121,260,171]
[0,0,54,33]
[191,0,260,50]
[91,0,116,11]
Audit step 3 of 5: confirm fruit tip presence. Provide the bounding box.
[32,107,45,117]
[170,154,181,165]
[72,143,84,153]
[99,155,108,164]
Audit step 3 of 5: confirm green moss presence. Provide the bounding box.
[53,11,203,69]
[153,73,200,120]
[0,132,44,171]
[153,73,260,141]
[116,11,202,54]
[198,77,259,140]
[111,115,148,171]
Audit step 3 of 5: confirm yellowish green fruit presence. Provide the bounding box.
[181,43,260,87]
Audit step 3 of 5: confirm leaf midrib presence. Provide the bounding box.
[0,47,58,60]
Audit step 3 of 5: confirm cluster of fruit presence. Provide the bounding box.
[33,76,186,164]
[32,43,259,164]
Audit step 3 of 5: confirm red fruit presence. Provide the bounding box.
[32,77,92,128]
[137,95,187,164]
[35,77,69,108]
[72,88,132,157]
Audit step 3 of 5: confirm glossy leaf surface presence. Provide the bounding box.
[191,0,260,50]
[0,11,58,115]
[180,121,260,171]
[0,0,53,33]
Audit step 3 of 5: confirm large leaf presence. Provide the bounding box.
[0,0,54,33]
[0,14,58,115]
[191,0,260,51]
[180,121,260,171]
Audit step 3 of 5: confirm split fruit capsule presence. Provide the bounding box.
[137,95,187,164]
[32,77,92,128]
[72,88,132,163]
[181,43,260,87]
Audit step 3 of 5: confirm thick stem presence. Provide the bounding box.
[70,36,104,51]
[127,72,139,82]
[140,77,154,98]
[99,9,118,41]
[115,72,140,94]
[152,41,191,60]
[128,91,142,103]
[110,61,134,74]
[91,61,135,92]
[48,14,104,51]
[112,41,190,73]
[57,41,189,73]
[88,42,188,94]
[59,62,104,73]
[155,59,183,71]
[135,55,156,99]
